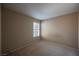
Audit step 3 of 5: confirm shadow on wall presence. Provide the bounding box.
[41,33,75,48]
[42,33,64,41]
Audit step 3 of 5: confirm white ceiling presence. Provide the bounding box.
[3,3,79,20]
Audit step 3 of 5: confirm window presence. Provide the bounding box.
[33,22,40,37]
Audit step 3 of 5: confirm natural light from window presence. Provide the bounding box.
[33,22,40,37]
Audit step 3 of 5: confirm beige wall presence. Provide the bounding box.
[0,4,1,55]
[2,7,40,53]
[78,12,79,49]
[42,13,78,48]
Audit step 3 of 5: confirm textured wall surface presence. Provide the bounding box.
[0,4,1,55]
[2,7,40,53]
[78,12,79,49]
[42,13,78,48]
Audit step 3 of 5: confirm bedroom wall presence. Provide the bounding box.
[2,7,40,54]
[0,4,1,55]
[78,12,79,50]
[41,12,78,48]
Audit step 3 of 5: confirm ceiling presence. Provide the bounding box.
[3,3,79,20]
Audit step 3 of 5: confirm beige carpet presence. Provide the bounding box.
[7,40,79,56]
